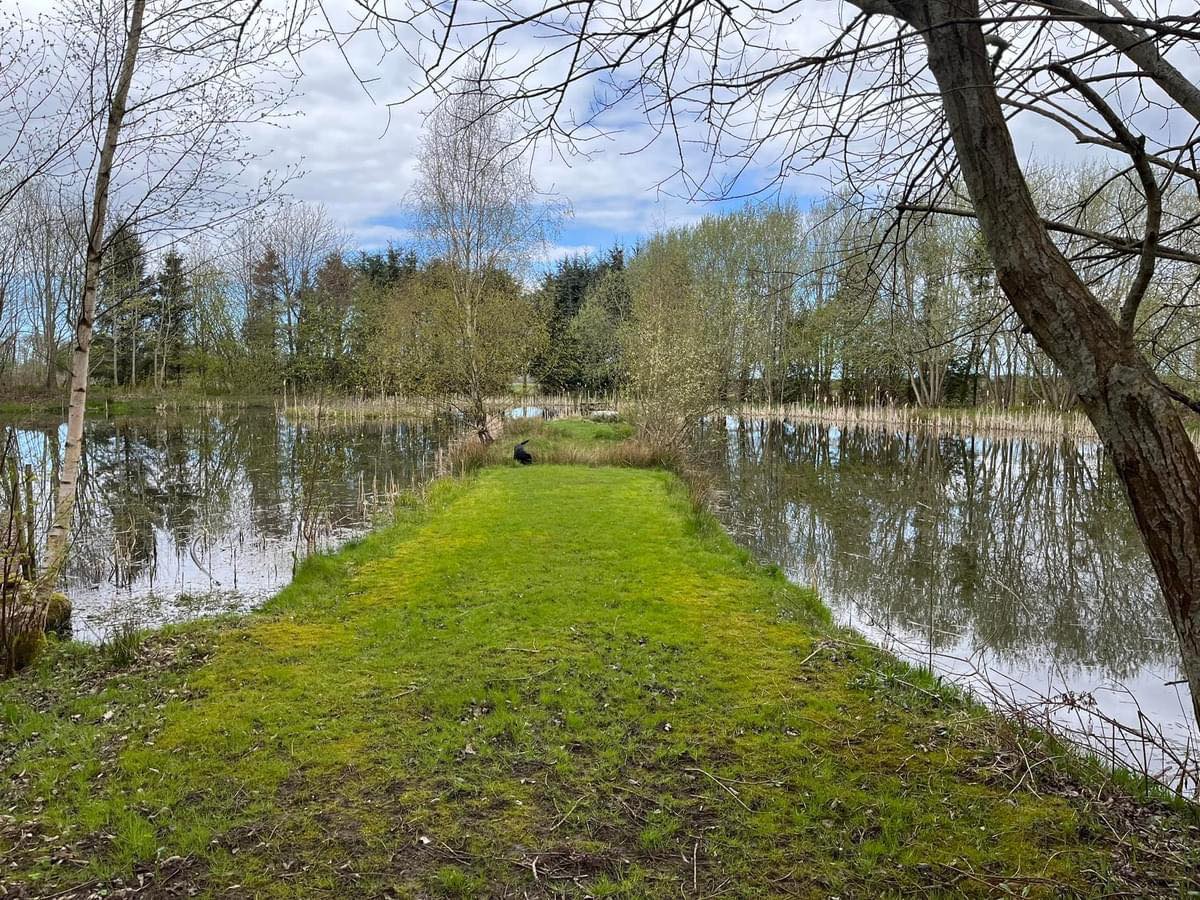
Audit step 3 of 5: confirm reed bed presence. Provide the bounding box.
[438,424,678,477]
[279,392,1118,444]
[451,438,683,473]
[279,392,438,423]
[736,401,1102,442]
[279,391,622,425]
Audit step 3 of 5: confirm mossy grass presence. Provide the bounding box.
[1,427,1197,897]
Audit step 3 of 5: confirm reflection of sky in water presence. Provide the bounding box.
[7,409,1196,785]
[703,416,1197,786]
[10,410,450,642]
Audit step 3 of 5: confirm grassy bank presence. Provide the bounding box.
[2,430,1197,897]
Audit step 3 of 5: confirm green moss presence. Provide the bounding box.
[432,865,485,897]
[1,465,1195,897]
[3,629,46,672]
[44,592,72,631]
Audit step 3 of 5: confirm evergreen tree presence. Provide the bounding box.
[531,250,624,391]
[355,243,418,286]
[566,267,631,392]
[296,253,355,387]
[242,246,282,383]
[149,249,189,387]
[99,226,150,387]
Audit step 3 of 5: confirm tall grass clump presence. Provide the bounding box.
[101,622,144,669]
[442,417,690,474]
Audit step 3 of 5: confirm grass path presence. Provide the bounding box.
[2,462,1197,897]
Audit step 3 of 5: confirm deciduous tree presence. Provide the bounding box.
[411,68,555,438]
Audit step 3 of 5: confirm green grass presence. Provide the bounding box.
[543,418,634,442]
[506,416,635,449]
[2,458,1197,897]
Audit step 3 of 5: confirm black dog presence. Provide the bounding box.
[514,439,533,465]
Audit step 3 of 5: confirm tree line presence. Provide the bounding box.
[8,170,1196,416]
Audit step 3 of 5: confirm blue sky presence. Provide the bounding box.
[238,22,830,271]
[232,1,1119,271]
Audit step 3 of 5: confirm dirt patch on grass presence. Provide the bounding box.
[0,851,206,900]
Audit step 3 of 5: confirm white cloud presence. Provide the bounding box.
[18,0,1196,254]
[254,44,716,249]
[240,38,428,240]
[539,243,597,264]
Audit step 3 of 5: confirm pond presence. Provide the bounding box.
[699,416,1197,788]
[5,407,450,640]
[4,406,1196,787]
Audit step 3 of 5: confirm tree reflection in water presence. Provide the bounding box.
[8,409,451,640]
[698,417,1197,776]
[7,410,1194,780]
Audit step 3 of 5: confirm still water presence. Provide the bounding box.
[700,416,1197,785]
[4,408,1195,783]
[7,408,449,640]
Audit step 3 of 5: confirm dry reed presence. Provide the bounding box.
[277,392,1194,446]
[281,392,621,425]
[735,401,1101,442]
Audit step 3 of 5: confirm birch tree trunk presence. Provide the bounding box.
[36,0,146,610]
[43,283,56,390]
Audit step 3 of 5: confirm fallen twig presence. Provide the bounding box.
[684,766,752,812]
[548,795,585,832]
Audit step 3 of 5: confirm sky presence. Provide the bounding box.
[233,0,1172,270]
[238,7,828,269]
[7,0,829,270]
[15,0,1196,270]
[241,36,687,263]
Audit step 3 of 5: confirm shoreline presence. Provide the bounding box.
[0,389,1137,442]
[2,421,1197,896]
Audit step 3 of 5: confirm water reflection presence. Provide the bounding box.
[9,409,449,640]
[700,417,1197,771]
[6,409,1194,779]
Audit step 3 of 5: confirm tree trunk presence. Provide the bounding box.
[471,393,492,443]
[902,0,1200,724]
[44,288,56,390]
[37,0,146,611]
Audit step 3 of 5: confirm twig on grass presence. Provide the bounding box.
[549,795,585,831]
[684,766,753,812]
[796,641,829,667]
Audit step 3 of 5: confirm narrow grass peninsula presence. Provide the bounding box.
[2,424,1197,898]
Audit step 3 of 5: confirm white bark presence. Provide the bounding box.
[38,0,146,602]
